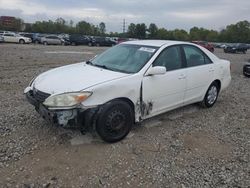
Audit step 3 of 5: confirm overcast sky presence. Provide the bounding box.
[0,0,249,32]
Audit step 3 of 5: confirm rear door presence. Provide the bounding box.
[182,45,215,104]
[142,45,187,118]
[4,33,16,43]
[54,36,61,44]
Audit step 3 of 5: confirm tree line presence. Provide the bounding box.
[127,21,250,43]
[0,16,249,43]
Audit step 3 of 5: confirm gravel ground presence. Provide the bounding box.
[0,43,249,188]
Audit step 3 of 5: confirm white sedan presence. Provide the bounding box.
[24,40,231,142]
[2,33,32,44]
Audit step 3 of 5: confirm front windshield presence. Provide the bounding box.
[90,44,158,73]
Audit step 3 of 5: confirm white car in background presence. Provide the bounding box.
[1,33,32,44]
[0,35,4,43]
[24,40,231,143]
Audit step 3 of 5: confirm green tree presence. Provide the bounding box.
[156,28,169,39]
[219,20,250,43]
[148,23,158,39]
[173,29,189,41]
[127,23,136,38]
[135,23,147,39]
[76,21,93,35]
[99,22,106,35]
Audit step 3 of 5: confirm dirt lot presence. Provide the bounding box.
[0,43,249,188]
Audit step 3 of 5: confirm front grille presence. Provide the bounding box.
[32,89,51,103]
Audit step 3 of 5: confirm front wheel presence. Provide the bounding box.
[201,82,219,108]
[96,100,133,143]
[43,41,48,45]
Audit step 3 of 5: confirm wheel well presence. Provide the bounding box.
[113,97,135,112]
[213,79,221,92]
[97,98,135,124]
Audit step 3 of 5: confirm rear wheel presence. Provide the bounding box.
[88,42,92,47]
[201,82,219,108]
[96,100,133,143]
[19,39,25,44]
[243,66,250,77]
[96,43,100,47]
[43,41,48,45]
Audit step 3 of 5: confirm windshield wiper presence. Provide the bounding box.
[86,60,94,65]
[86,61,109,70]
[94,64,109,69]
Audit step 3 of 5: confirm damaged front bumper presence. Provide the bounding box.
[25,88,97,129]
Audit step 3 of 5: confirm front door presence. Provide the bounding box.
[142,45,187,118]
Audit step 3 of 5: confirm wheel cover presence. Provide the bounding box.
[104,110,127,139]
[207,86,218,105]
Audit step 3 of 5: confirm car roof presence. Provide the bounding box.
[122,40,191,47]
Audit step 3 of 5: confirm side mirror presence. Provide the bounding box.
[146,66,166,76]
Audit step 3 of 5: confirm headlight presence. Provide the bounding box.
[43,92,92,108]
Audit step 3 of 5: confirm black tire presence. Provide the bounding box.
[201,82,219,108]
[34,40,39,44]
[19,39,25,44]
[96,43,100,47]
[96,100,133,143]
[43,41,48,45]
[88,42,92,47]
[71,42,76,46]
[243,66,250,78]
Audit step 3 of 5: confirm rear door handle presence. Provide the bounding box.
[178,74,186,79]
[209,68,215,72]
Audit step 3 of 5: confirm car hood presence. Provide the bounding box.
[32,62,129,94]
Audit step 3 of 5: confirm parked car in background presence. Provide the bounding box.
[0,35,4,43]
[24,40,231,143]
[33,34,47,44]
[243,62,250,77]
[224,43,248,54]
[1,33,32,44]
[41,35,64,45]
[19,33,34,42]
[69,34,92,46]
[61,37,71,45]
[192,41,214,52]
[92,37,117,46]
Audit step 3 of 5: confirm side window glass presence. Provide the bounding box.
[153,46,182,71]
[205,56,212,64]
[183,46,206,67]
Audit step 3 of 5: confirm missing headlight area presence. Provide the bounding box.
[38,104,79,127]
